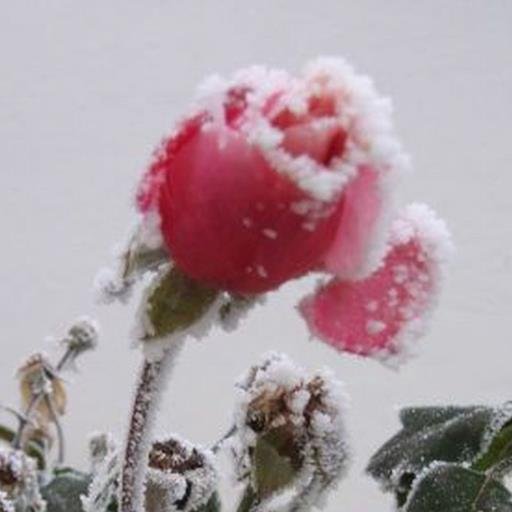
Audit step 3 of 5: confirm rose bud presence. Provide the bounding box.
[0,448,45,511]
[231,353,349,510]
[145,437,218,512]
[134,57,451,364]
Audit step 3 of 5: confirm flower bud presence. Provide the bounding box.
[63,317,99,359]
[0,448,45,511]
[232,353,349,510]
[81,433,119,512]
[88,432,117,474]
[145,436,218,512]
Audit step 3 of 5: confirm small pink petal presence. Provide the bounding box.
[300,204,452,364]
[322,165,389,280]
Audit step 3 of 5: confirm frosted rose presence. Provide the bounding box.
[136,58,451,363]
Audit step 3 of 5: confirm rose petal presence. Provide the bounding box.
[158,127,345,294]
[300,204,452,365]
[281,122,346,166]
[322,165,390,280]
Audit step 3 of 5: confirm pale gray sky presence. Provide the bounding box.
[1,1,511,510]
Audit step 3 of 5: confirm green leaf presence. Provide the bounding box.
[399,407,482,430]
[473,421,512,473]
[0,424,15,444]
[0,424,46,470]
[252,426,303,498]
[367,406,494,488]
[404,463,512,512]
[143,266,219,340]
[41,469,91,512]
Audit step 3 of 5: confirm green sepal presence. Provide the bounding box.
[143,266,219,341]
[251,426,303,499]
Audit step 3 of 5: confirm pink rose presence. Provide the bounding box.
[136,58,452,363]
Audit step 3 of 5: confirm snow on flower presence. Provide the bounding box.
[130,57,451,363]
[230,352,349,510]
[0,449,45,511]
[145,436,218,512]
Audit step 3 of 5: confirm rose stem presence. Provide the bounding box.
[119,340,183,512]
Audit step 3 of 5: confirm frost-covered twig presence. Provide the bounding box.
[211,425,237,454]
[42,395,64,465]
[13,318,98,457]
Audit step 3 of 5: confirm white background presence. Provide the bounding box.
[1,1,511,510]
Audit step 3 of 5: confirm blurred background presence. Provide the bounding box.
[1,1,511,510]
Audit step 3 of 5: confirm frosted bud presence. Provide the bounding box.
[145,437,218,512]
[232,353,349,510]
[88,432,117,473]
[0,449,46,512]
[81,434,119,512]
[64,317,99,358]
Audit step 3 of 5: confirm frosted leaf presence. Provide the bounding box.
[367,403,512,507]
[404,462,512,512]
[367,406,493,491]
[40,470,90,512]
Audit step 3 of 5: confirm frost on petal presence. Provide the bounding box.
[299,204,453,365]
[322,165,393,280]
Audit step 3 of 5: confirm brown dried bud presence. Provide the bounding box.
[0,449,45,511]
[232,353,349,510]
[18,353,66,428]
[145,436,217,512]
